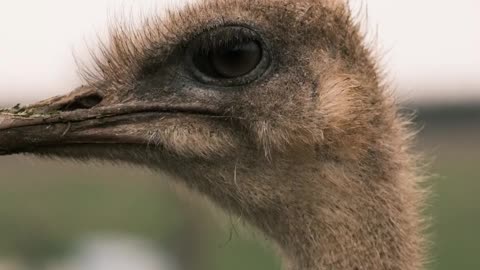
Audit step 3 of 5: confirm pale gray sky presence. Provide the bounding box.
[0,0,479,105]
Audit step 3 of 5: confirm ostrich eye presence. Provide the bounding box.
[193,41,262,78]
[187,26,270,86]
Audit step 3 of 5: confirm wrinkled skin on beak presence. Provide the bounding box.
[0,85,235,160]
[0,86,106,155]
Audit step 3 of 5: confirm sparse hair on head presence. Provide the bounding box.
[0,1,427,269]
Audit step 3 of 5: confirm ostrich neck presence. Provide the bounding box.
[251,155,423,270]
[167,124,424,269]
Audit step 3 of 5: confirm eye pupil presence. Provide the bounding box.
[192,40,263,80]
[210,41,262,78]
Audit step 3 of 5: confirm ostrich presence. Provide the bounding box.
[0,0,426,269]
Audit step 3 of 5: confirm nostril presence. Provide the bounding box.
[58,93,103,111]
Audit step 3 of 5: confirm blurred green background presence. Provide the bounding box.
[0,105,478,270]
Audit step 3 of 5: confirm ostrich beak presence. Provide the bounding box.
[0,86,219,156]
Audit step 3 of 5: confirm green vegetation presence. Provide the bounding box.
[430,161,480,270]
[0,158,281,269]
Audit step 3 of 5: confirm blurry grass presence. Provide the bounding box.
[430,161,480,270]
[0,157,280,269]
[0,148,479,269]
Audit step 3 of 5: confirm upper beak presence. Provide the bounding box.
[0,86,106,155]
[0,86,219,155]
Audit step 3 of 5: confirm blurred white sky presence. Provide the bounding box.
[0,0,479,104]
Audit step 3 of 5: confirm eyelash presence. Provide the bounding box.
[190,28,257,53]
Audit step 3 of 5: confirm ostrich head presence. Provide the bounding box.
[0,0,425,269]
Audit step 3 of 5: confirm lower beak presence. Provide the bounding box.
[0,86,218,155]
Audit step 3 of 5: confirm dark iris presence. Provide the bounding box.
[193,40,262,79]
